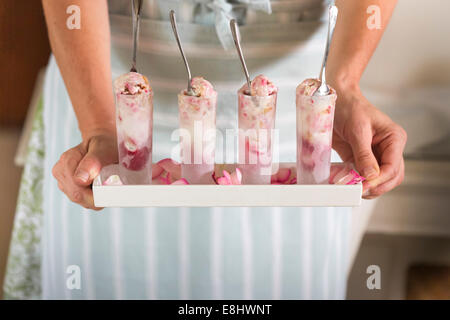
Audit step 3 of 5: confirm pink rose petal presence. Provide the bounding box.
[231,168,243,185]
[171,178,189,185]
[103,175,123,186]
[158,172,172,185]
[158,177,170,185]
[212,172,219,185]
[329,164,344,183]
[222,170,232,184]
[329,163,351,184]
[271,168,294,184]
[271,168,291,184]
[157,158,181,181]
[217,176,231,185]
[345,170,365,185]
[152,163,164,179]
[329,163,365,185]
[213,168,242,185]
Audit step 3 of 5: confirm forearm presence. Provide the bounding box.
[327,0,397,92]
[42,0,114,141]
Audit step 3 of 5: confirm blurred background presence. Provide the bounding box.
[0,0,449,300]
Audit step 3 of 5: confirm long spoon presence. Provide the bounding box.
[170,10,195,96]
[230,19,252,94]
[130,0,143,72]
[316,5,338,96]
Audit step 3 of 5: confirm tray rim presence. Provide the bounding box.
[93,163,362,207]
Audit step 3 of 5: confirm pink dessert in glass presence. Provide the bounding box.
[114,72,153,184]
[178,77,217,184]
[296,78,337,184]
[238,75,278,184]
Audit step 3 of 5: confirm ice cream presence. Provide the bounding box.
[296,78,336,184]
[188,77,216,98]
[114,72,153,184]
[178,77,217,184]
[114,72,150,95]
[238,75,278,184]
[250,74,277,96]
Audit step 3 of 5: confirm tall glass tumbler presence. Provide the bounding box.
[296,79,337,184]
[114,73,153,185]
[238,88,277,184]
[178,91,217,184]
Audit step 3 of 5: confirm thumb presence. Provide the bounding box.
[74,135,118,186]
[350,133,380,181]
[74,149,103,186]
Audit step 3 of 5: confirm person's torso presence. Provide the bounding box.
[38,1,352,301]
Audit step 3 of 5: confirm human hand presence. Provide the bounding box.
[332,86,407,199]
[52,131,118,209]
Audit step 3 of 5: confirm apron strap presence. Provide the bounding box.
[192,0,272,50]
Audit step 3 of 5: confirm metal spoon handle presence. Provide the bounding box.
[317,5,338,95]
[130,0,143,72]
[230,19,251,93]
[169,10,194,95]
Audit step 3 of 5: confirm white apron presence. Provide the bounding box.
[35,0,351,300]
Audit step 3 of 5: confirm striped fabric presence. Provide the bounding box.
[40,0,351,299]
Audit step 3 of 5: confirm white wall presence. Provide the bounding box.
[362,0,450,90]
[358,0,450,156]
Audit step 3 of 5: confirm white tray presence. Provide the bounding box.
[93,163,362,208]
